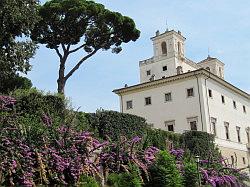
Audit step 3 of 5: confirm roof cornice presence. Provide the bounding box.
[113,69,250,100]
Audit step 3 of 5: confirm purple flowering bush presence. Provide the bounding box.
[0,94,249,187]
[0,95,16,110]
[168,148,249,187]
[0,96,160,186]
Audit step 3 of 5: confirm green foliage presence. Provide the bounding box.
[78,175,100,187]
[0,75,32,94]
[181,131,220,160]
[143,128,182,150]
[146,151,183,187]
[183,161,198,187]
[31,0,140,93]
[107,164,142,187]
[0,0,39,46]
[32,0,140,51]
[0,41,37,76]
[74,111,98,134]
[85,110,148,141]
[12,88,66,117]
[0,0,38,91]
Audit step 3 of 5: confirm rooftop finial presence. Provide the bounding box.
[208,47,211,58]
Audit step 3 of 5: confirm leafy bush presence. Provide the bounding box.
[107,164,142,187]
[181,131,220,160]
[78,175,99,187]
[183,161,198,187]
[143,128,182,150]
[0,75,32,94]
[12,88,66,117]
[85,110,148,141]
[146,150,183,187]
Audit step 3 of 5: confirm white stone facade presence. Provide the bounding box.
[113,29,250,171]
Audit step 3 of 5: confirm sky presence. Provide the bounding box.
[28,0,250,112]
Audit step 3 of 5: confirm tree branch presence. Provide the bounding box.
[66,44,71,52]
[61,44,66,52]
[68,43,86,54]
[65,49,99,81]
[55,48,63,61]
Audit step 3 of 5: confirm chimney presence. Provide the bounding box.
[156,30,160,36]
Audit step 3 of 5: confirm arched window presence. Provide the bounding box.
[161,42,167,55]
[178,42,181,54]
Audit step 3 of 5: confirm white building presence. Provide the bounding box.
[113,29,250,171]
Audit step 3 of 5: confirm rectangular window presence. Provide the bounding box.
[165,120,175,132]
[145,97,152,105]
[247,131,250,144]
[187,88,194,97]
[233,101,237,109]
[165,92,172,102]
[243,157,246,165]
[236,126,241,142]
[211,117,217,136]
[168,125,174,131]
[221,95,225,104]
[146,70,151,76]
[187,117,198,131]
[162,66,167,71]
[126,100,133,110]
[190,121,197,131]
[243,105,246,113]
[224,122,230,140]
[208,89,213,98]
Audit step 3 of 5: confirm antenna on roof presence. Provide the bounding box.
[208,47,210,58]
[166,19,169,31]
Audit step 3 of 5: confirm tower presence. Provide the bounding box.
[151,29,185,61]
[139,30,187,83]
[197,56,225,79]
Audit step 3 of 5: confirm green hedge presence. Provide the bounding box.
[84,110,149,141]
[12,88,66,117]
[143,128,182,150]
[181,131,221,160]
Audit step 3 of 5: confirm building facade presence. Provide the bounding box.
[113,29,250,171]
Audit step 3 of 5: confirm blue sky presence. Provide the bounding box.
[29,0,250,112]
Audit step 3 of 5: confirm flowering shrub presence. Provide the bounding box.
[170,148,184,160]
[0,97,159,186]
[0,95,249,187]
[0,95,16,110]
[168,148,248,187]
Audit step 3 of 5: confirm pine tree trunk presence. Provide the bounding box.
[57,78,65,94]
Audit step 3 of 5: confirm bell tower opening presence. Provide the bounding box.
[161,41,167,55]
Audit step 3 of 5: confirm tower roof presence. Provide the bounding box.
[150,29,186,41]
[198,56,225,65]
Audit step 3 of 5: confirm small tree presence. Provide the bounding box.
[183,161,198,187]
[31,0,140,94]
[146,151,183,187]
